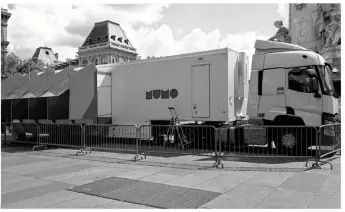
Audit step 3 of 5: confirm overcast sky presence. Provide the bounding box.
[2,2,289,62]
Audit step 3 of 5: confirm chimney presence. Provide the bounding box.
[55,53,59,61]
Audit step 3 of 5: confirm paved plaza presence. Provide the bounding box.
[0,144,341,209]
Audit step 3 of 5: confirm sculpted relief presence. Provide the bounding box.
[269,21,291,43]
[313,4,341,54]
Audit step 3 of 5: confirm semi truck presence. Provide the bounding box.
[96,40,340,154]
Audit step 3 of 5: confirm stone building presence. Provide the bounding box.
[289,3,341,77]
[32,46,59,67]
[77,20,138,67]
[1,8,11,73]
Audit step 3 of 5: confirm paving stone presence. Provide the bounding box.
[103,181,178,204]
[159,167,195,176]
[69,177,138,196]
[44,166,109,181]
[216,171,260,183]
[59,168,132,185]
[280,172,328,193]
[192,177,240,193]
[1,190,84,208]
[318,175,341,195]
[164,189,221,209]
[1,182,73,205]
[308,193,341,209]
[116,167,163,179]
[165,171,219,188]
[200,194,258,209]
[3,160,84,175]
[246,172,294,187]
[255,188,316,209]
[221,184,274,204]
[139,173,179,183]
[1,178,51,194]
[45,194,113,208]
[25,164,94,178]
[1,173,34,186]
[2,157,45,168]
[96,200,155,209]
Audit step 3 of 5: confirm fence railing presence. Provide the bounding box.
[83,124,138,155]
[1,122,341,169]
[306,123,341,169]
[2,122,39,147]
[135,125,217,161]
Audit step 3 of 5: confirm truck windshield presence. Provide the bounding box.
[318,65,335,95]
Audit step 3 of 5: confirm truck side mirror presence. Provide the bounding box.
[309,78,318,92]
[309,78,321,98]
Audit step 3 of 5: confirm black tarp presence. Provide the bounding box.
[12,99,29,120]
[47,90,70,120]
[28,98,48,120]
[1,100,11,122]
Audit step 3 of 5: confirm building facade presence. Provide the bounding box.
[289,3,341,79]
[77,20,138,67]
[32,46,59,67]
[1,8,11,74]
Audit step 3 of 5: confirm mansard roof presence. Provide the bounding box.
[81,20,134,48]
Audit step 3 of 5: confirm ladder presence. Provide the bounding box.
[165,107,192,149]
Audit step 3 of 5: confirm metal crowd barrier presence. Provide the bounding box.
[306,123,341,169]
[134,125,218,163]
[34,123,84,151]
[214,125,318,168]
[3,122,39,147]
[82,124,138,155]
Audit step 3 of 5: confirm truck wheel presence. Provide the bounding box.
[276,128,310,156]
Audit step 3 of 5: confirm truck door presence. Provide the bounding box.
[285,66,323,125]
[191,64,210,118]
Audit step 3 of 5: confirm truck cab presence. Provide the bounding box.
[247,40,339,127]
[245,40,339,155]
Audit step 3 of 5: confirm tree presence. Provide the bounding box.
[17,58,46,74]
[1,52,20,78]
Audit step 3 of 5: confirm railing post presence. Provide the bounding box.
[213,127,224,169]
[132,125,146,162]
[76,124,91,155]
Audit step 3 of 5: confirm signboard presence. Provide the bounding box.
[244,127,267,145]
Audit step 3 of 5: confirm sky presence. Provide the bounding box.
[1,2,290,63]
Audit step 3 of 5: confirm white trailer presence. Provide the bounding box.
[96,48,249,128]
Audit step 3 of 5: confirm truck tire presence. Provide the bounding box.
[276,127,315,156]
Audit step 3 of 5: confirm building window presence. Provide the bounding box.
[91,57,98,65]
[288,66,318,93]
[105,35,108,40]
[124,39,129,44]
[82,59,88,67]
[101,55,108,64]
[111,35,116,40]
[45,51,49,55]
[118,37,122,42]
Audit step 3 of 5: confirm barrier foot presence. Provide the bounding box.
[305,159,333,170]
[76,148,92,156]
[132,152,146,162]
[213,154,224,169]
[33,145,47,151]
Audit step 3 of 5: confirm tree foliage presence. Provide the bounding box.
[1,52,46,78]
[2,52,20,78]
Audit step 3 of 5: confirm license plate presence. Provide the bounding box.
[324,127,335,137]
